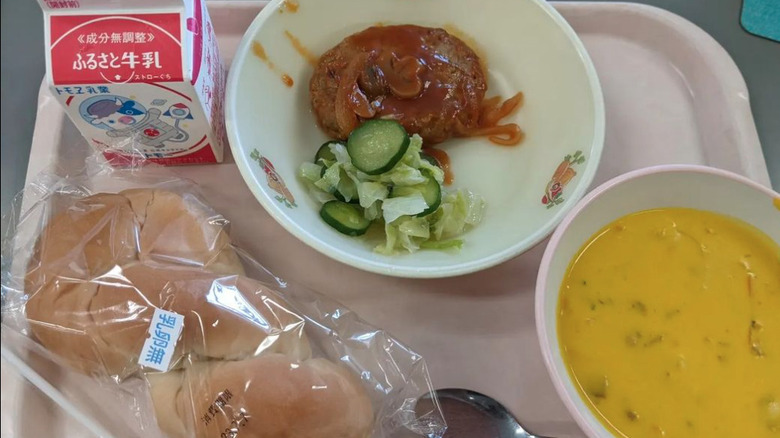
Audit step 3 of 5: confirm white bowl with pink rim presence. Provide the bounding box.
[534,164,780,438]
[225,0,604,278]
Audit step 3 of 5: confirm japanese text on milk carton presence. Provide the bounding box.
[39,0,226,165]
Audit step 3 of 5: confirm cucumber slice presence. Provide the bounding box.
[315,141,341,164]
[320,201,371,236]
[347,120,410,175]
[390,169,441,217]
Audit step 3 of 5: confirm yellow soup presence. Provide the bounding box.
[558,208,780,438]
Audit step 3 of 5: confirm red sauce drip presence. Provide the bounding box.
[457,92,525,145]
[281,74,294,87]
[423,148,453,185]
[284,30,318,66]
[252,41,279,72]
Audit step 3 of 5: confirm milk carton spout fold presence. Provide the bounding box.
[38,0,226,166]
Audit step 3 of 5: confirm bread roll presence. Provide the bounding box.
[27,263,310,378]
[24,189,369,435]
[24,193,139,293]
[149,354,374,438]
[26,189,242,291]
[24,279,107,375]
[148,369,191,438]
[156,270,311,362]
[120,189,244,275]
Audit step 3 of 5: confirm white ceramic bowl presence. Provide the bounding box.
[226,0,604,278]
[535,165,780,437]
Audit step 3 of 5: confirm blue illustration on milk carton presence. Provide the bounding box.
[79,95,195,148]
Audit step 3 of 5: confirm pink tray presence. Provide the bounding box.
[2,2,770,437]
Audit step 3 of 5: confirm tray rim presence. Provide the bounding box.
[555,1,770,187]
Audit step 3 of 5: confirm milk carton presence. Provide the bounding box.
[39,0,225,165]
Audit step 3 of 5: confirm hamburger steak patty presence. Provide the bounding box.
[309,25,487,144]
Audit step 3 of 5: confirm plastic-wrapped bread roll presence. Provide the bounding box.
[24,193,139,294]
[26,263,311,379]
[25,189,243,294]
[148,354,374,438]
[120,189,243,275]
[24,189,270,378]
[148,368,189,437]
[23,193,140,376]
[23,279,109,375]
[157,271,312,362]
[6,178,446,438]
[108,264,312,363]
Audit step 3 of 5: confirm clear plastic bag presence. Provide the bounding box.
[1,153,446,438]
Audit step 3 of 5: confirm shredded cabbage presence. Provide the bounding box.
[431,189,486,240]
[364,201,382,221]
[381,192,428,224]
[420,239,463,250]
[306,183,336,204]
[314,162,341,193]
[329,142,351,165]
[298,133,485,254]
[298,162,323,183]
[336,170,357,202]
[357,181,389,208]
[396,216,431,253]
[376,163,427,186]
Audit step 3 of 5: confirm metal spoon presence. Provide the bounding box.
[417,388,555,438]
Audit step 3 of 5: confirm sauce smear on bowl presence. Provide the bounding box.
[558,208,780,438]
